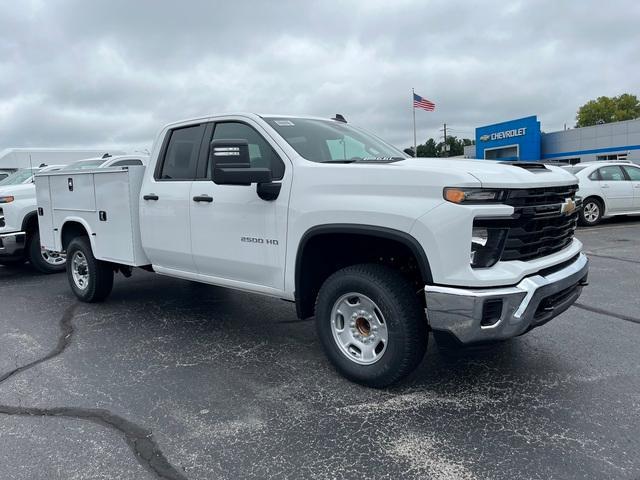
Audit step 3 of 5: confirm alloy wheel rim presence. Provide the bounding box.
[330,292,389,365]
[71,251,89,290]
[41,249,66,266]
[584,202,599,223]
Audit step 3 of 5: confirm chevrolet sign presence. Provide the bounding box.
[480,127,527,142]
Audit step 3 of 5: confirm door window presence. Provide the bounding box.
[208,122,285,180]
[157,124,205,180]
[598,166,625,181]
[623,166,640,181]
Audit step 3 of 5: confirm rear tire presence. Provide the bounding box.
[28,230,66,274]
[579,198,603,226]
[315,264,427,388]
[66,236,114,302]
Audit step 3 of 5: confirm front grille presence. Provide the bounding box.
[501,209,578,261]
[476,184,579,263]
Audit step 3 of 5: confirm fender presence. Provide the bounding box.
[294,224,433,318]
[59,216,97,252]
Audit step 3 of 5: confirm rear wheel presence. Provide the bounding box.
[27,230,66,274]
[315,264,427,388]
[579,198,603,226]
[66,236,114,302]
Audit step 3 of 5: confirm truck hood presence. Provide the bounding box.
[0,183,35,199]
[394,158,578,188]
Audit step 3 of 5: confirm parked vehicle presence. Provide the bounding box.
[0,169,16,181]
[0,148,124,170]
[1,156,147,273]
[36,113,589,387]
[562,162,640,225]
[60,155,148,171]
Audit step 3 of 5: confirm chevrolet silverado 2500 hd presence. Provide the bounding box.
[36,113,589,387]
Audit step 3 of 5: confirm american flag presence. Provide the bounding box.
[413,93,435,111]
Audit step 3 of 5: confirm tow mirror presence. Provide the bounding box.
[210,139,272,185]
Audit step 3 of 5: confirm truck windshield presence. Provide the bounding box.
[265,117,406,163]
[0,168,38,186]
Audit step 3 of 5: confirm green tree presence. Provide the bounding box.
[416,138,438,157]
[416,136,473,157]
[576,94,640,127]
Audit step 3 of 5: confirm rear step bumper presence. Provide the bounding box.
[425,253,588,344]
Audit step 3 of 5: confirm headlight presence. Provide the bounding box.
[0,196,14,204]
[470,226,508,268]
[444,187,507,204]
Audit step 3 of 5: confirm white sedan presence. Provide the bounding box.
[563,162,640,226]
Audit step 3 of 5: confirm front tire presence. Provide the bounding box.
[315,264,427,388]
[579,198,603,226]
[66,236,114,302]
[28,230,66,274]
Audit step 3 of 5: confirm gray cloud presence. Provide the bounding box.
[1,0,638,151]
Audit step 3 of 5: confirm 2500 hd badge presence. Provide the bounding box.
[241,236,279,246]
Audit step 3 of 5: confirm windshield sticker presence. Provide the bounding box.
[275,120,295,126]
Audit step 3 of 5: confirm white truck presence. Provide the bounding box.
[0,155,144,272]
[36,113,589,387]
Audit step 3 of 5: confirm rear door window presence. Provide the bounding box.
[598,166,626,181]
[157,124,206,180]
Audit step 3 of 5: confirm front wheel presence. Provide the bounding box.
[28,230,66,274]
[66,236,114,302]
[315,264,427,388]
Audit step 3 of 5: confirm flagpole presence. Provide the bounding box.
[412,88,417,156]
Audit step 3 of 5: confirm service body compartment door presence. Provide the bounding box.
[34,175,55,251]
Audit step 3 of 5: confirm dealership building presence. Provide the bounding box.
[463,116,640,164]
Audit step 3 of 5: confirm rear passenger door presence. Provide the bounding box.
[140,123,206,274]
[596,165,634,212]
[189,119,291,293]
[622,165,640,209]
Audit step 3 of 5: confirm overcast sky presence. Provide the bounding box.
[1,0,638,152]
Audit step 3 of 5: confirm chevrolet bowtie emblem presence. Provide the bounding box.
[561,198,576,215]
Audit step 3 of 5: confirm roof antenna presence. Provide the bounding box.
[332,114,347,123]
[102,153,112,159]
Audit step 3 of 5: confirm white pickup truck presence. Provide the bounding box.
[36,113,589,387]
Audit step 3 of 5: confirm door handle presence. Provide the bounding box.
[193,195,213,203]
[143,194,159,201]
[600,184,609,189]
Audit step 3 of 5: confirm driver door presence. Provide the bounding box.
[189,120,291,293]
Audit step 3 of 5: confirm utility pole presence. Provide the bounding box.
[443,123,448,157]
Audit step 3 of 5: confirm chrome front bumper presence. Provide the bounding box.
[0,231,26,257]
[425,253,589,344]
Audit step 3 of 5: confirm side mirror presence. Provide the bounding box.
[210,139,272,185]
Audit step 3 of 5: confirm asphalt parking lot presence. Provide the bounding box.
[1,218,639,480]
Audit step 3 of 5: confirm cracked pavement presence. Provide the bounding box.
[1,217,639,479]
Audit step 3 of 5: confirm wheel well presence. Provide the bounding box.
[61,222,89,251]
[583,195,605,215]
[295,226,432,319]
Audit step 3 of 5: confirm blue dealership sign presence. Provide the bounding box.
[475,115,541,161]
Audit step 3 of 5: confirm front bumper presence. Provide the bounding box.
[425,253,589,344]
[0,231,26,257]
